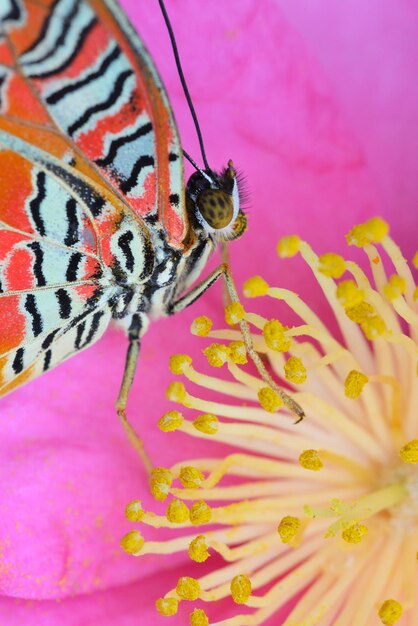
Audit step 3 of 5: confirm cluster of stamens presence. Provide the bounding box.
[122,218,417,626]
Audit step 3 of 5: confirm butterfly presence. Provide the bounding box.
[0,0,303,457]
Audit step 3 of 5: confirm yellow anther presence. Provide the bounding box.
[414,286,418,301]
[124,499,144,522]
[413,251,418,268]
[169,354,192,375]
[378,599,403,625]
[193,413,219,435]
[120,530,144,554]
[284,356,307,384]
[345,301,375,323]
[277,235,301,258]
[346,217,389,247]
[180,466,205,489]
[230,574,252,604]
[189,500,212,525]
[150,467,173,502]
[166,499,189,523]
[399,439,418,464]
[318,253,346,278]
[229,340,248,364]
[263,319,292,352]
[341,522,368,544]
[190,608,209,626]
[361,315,386,340]
[336,280,365,309]
[189,535,210,563]
[383,274,407,301]
[346,223,370,248]
[258,386,283,412]
[158,410,184,432]
[366,217,389,242]
[277,515,301,543]
[243,275,270,297]
[166,381,188,404]
[344,370,369,399]
[203,343,230,367]
[176,576,201,601]
[225,301,245,325]
[156,597,178,616]
[191,315,213,337]
[299,449,323,471]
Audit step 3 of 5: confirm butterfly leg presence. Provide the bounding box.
[170,264,305,424]
[116,333,153,473]
[220,242,232,308]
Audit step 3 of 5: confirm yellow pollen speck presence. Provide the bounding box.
[258,386,283,412]
[277,235,300,258]
[346,217,389,247]
[189,500,212,525]
[191,315,213,337]
[399,439,418,464]
[169,354,192,374]
[193,413,219,434]
[166,381,188,404]
[413,251,418,268]
[345,301,375,323]
[124,500,144,522]
[284,356,307,384]
[158,410,184,432]
[150,467,173,502]
[203,343,230,367]
[180,466,205,489]
[344,370,369,399]
[383,274,407,301]
[225,301,245,325]
[166,499,189,523]
[278,515,301,543]
[263,319,292,352]
[361,315,386,340]
[336,280,365,308]
[366,217,389,242]
[243,275,269,297]
[378,599,403,625]
[230,574,252,604]
[341,523,368,544]
[156,597,178,616]
[189,535,210,563]
[229,340,248,364]
[120,530,144,554]
[190,608,209,626]
[318,252,346,278]
[299,449,323,471]
[176,576,201,601]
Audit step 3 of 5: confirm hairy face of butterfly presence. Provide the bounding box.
[185,160,247,241]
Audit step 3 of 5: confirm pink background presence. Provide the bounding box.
[1,1,417,624]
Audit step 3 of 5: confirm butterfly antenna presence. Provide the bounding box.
[157,0,210,171]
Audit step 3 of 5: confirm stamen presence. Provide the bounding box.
[176,576,201,600]
[230,574,252,604]
[123,221,417,625]
[378,599,403,625]
[190,608,209,626]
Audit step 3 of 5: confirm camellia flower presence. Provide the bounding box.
[122,218,418,625]
[1,1,417,625]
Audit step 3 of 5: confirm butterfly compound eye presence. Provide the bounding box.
[196,189,234,229]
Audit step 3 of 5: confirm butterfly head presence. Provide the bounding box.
[186,160,247,242]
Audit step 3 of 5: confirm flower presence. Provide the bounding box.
[1,1,417,624]
[124,218,417,625]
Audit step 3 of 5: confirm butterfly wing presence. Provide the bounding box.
[0,0,187,395]
[0,0,187,247]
